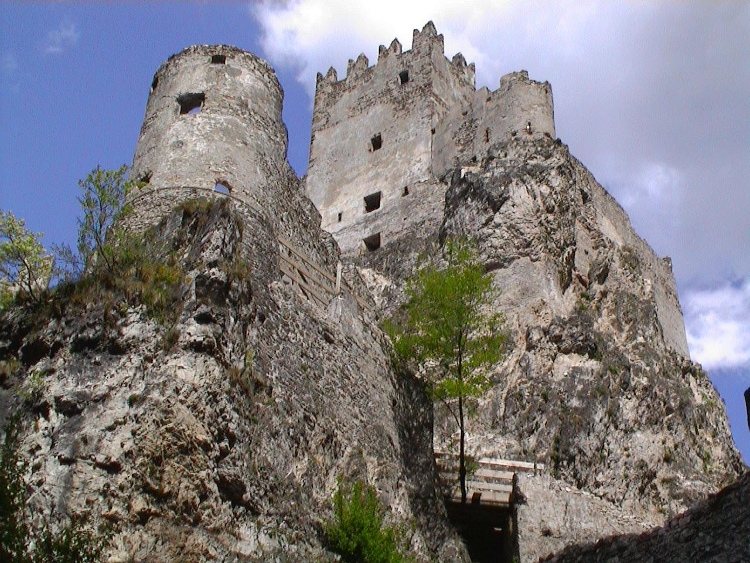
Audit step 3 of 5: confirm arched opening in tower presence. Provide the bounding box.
[214,181,232,195]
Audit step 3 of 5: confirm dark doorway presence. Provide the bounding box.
[445,501,517,563]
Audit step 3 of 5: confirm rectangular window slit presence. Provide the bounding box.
[399,70,409,84]
[364,191,381,213]
[337,211,343,222]
[363,233,381,252]
[402,186,409,196]
[211,54,226,64]
[370,133,382,151]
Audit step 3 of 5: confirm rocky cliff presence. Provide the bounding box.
[542,470,750,563]
[0,198,467,562]
[355,135,745,560]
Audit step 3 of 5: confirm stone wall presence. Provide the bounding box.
[542,471,750,563]
[307,23,556,256]
[306,23,475,253]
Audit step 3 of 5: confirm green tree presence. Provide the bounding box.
[74,164,133,274]
[386,238,507,503]
[0,210,51,308]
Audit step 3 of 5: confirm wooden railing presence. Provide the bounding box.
[435,451,545,507]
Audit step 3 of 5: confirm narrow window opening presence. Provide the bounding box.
[214,181,231,195]
[363,233,381,252]
[364,191,381,213]
[211,54,226,64]
[139,172,152,186]
[484,128,490,143]
[370,133,382,151]
[402,186,409,197]
[178,92,205,115]
[150,76,159,92]
[526,121,533,134]
[337,211,343,222]
[399,70,409,85]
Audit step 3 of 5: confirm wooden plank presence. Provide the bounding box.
[279,253,336,295]
[448,490,511,507]
[437,468,514,484]
[278,236,337,283]
[479,458,545,473]
[436,452,543,472]
[467,481,514,494]
[471,468,516,483]
[279,257,336,303]
[279,261,330,306]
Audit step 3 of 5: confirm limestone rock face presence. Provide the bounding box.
[0,201,466,562]
[356,136,745,559]
[542,471,750,563]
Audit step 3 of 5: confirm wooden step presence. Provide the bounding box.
[468,480,514,494]
[471,468,515,483]
[447,488,512,506]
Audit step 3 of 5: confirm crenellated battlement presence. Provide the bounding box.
[307,22,555,256]
[313,21,475,114]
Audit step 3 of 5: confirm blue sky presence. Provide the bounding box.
[1,1,749,464]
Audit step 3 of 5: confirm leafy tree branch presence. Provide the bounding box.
[385,238,508,503]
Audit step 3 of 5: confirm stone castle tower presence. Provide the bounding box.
[128,45,292,232]
[306,21,555,255]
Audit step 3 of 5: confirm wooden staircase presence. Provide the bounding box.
[435,451,544,507]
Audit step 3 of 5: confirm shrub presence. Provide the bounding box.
[325,481,411,563]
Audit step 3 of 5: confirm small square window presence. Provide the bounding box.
[178,93,205,115]
[370,134,382,151]
[363,233,381,252]
[399,70,409,84]
[211,54,226,64]
[364,191,381,213]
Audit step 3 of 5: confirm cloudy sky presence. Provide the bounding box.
[1,1,748,461]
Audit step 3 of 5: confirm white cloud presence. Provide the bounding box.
[684,280,750,371]
[252,0,520,96]
[44,21,80,56]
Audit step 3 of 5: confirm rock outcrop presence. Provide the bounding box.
[1,33,745,562]
[542,470,750,563]
[0,199,467,562]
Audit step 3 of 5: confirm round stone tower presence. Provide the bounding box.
[128,45,289,229]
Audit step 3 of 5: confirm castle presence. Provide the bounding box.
[308,21,554,254]
[128,22,555,257]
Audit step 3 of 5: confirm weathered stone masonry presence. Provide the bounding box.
[306,21,555,255]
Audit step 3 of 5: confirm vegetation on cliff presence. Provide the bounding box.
[386,238,508,503]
